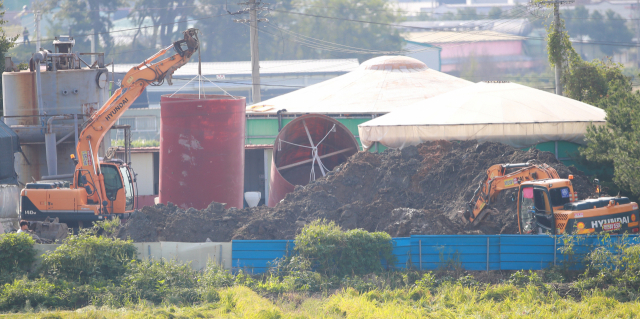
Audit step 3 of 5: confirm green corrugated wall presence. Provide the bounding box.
[246,117,388,152]
[247,118,594,171]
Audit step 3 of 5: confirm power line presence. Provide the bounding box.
[11,12,230,48]
[273,8,640,48]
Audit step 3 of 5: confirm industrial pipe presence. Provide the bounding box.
[33,50,47,119]
[45,115,73,176]
[9,124,77,143]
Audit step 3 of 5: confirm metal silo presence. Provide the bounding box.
[159,94,246,209]
[2,37,109,184]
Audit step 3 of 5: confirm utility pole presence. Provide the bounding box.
[235,1,269,104]
[34,10,41,50]
[553,1,562,96]
[249,0,261,104]
[539,0,573,96]
[636,0,640,68]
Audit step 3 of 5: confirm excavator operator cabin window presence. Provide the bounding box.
[534,188,553,230]
[520,187,536,234]
[120,167,135,211]
[520,187,553,234]
[549,187,571,207]
[101,165,123,201]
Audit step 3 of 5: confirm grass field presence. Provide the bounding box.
[2,222,640,318]
[1,284,639,319]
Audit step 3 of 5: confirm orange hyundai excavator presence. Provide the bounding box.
[464,162,560,225]
[20,29,199,226]
[464,162,640,235]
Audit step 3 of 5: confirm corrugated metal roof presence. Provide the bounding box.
[247,55,472,115]
[245,144,273,150]
[404,30,524,44]
[113,59,359,76]
[400,19,532,36]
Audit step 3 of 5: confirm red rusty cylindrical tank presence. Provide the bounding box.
[159,94,246,209]
[268,114,359,207]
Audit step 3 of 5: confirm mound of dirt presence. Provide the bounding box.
[119,140,596,242]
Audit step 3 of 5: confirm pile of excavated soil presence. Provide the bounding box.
[118,140,595,242]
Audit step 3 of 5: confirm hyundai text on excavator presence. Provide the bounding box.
[19,29,199,226]
[464,162,640,235]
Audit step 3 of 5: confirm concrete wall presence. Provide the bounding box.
[34,241,233,271]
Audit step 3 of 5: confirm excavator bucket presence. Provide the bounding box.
[29,217,68,243]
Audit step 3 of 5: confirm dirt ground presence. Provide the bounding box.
[118,140,596,242]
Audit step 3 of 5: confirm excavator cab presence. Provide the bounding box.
[518,185,556,234]
[517,179,640,235]
[517,179,577,234]
[94,161,136,214]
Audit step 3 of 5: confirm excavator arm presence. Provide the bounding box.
[463,162,559,225]
[73,29,199,208]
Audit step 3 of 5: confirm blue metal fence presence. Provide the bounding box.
[233,240,294,273]
[232,235,639,273]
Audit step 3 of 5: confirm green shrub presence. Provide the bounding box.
[480,284,518,302]
[415,272,437,290]
[0,277,91,311]
[575,235,640,293]
[508,270,543,288]
[340,276,378,293]
[0,233,36,274]
[39,232,136,284]
[294,220,395,277]
[265,256,327,292]
[0,277,57,311]
[199,262,235,289]
[120,259,199,305]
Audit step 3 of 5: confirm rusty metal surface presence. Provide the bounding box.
[3,69,107,127]
[159,94,246,210]
[267,114,359,207]
[2,72,38,125]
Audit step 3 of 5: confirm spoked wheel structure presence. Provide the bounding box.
[267,114,359,207]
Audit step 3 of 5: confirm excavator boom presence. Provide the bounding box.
[74,29,199,211]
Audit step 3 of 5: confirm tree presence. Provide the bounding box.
[0,1,18,116]
[271,0,404,61]
[540,1,639,199]
[156,0,195,47]
[129,0,164,49]
[487,7,502,19]
[454,8,479,20]
[597,10,633,55]
[581,79,640,197]
[192,0,251,62]
[45,0,124,56]
[562,5,589,56]
[563,57,629,105]
[562,7,633,57]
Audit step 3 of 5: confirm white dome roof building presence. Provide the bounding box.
[247,56,472,115]
[358,81,606,150]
